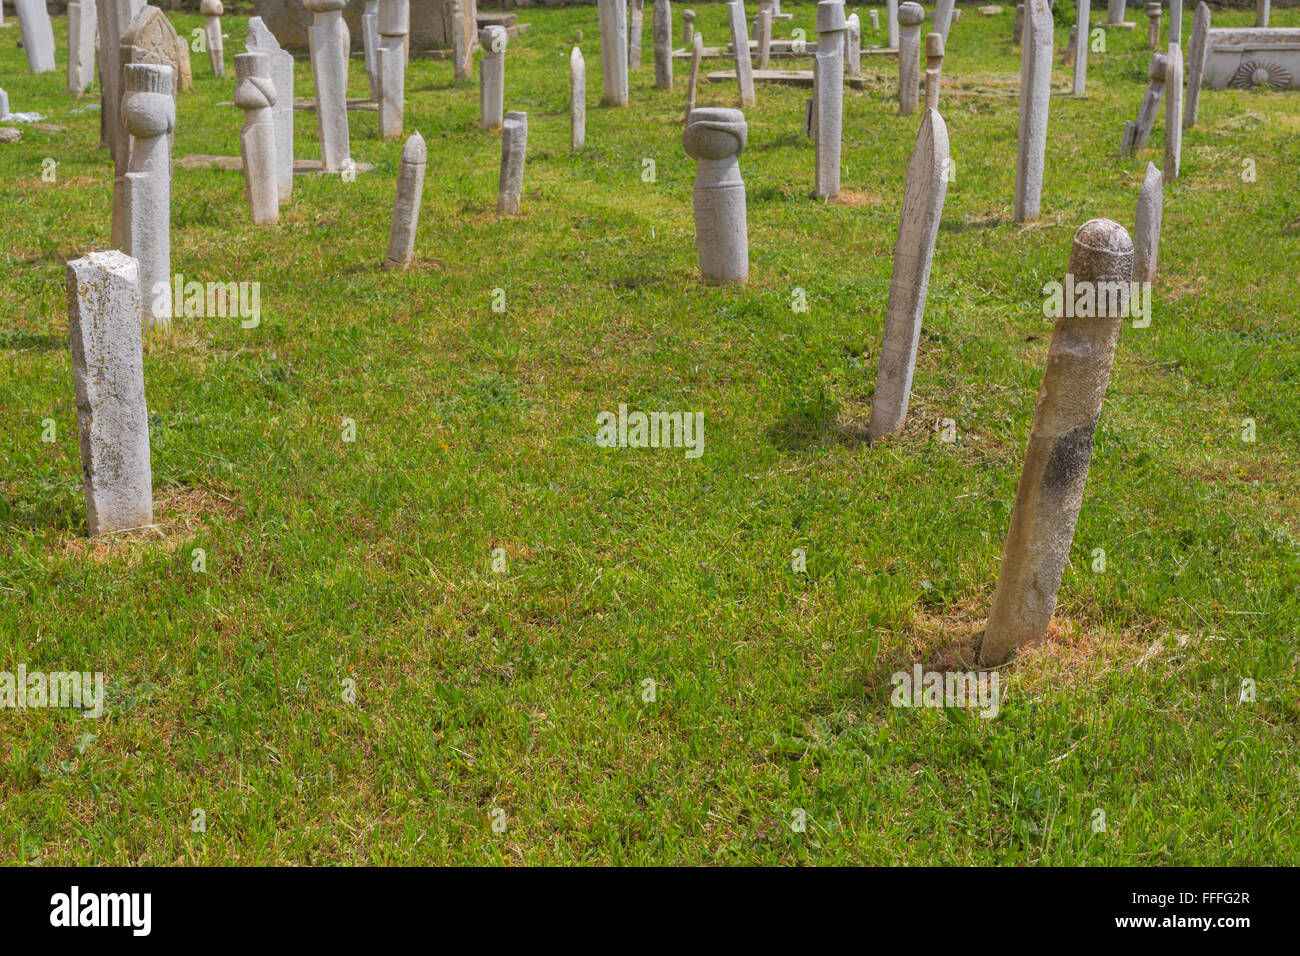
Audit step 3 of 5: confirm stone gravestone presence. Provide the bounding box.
[1199,27,1300,91]
[757,0,773,70]
[980,220,1133,666]
[727,0,756,108]
[118,62,174,332]
[378,0,409,139]
[247,17,295,203]
[683,9,695,47]
[1014,4,1023,43]
[571,47,586,151]
[1106,0,1134,28]
[1147,3,1161,50]
[683,107,749,285]
[654,0,673,89]
[1169,0,1181,47]
[814,1,846,200]
[847,13,861,77]
[97,0,147,156]
[202,0,225,77]
[451,0,471,82]
[1133,161,1162,283]
[597,0,630,106]
[684,32,704,122]
[887,0,899,48]
[629,0,645,70]
[1183,2,1209,129]
[1121,53,1166,155]
[14,0,57,74]
[1074,0,1091,95]
[897,3,923,116]
[1258,0,1269,28]
[68,0,99,94]
[385,131,426,268]
[1015,0,1053,223]
[305,0,351,172]
[1163,41,1182,182]
[933,0,956,42]
[67,251,154,537]
[234,52,279,225]
[479,26,507,130]
[866,109,950,443]
[925,32,945,110]
[498,111,528,214]
[362,0,380,98]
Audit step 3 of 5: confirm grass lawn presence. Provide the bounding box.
[1,2,1297,865]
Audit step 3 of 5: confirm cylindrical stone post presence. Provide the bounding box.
[814,1,846,199]
[933,0,956,41]
[378,0,409,140]
[1147,3,1161,49]
[924,32,944,111]
[498,111,528,214]
[1184,1,1209,130]
[202,0,225,77]
[247,17,295,204]
[654,0,674,89]
[887,0,900,48]
[480,26,508,131]
[980,219,1133,666]
[451,0,470,82]
[683,107,749,285]
[1014,0,1053,223]
[870,9,880,32]
[67,251,154,537]
[1107,0,1127,25]
[1164,42,1182,182]
[897,3,923,116]
[1169,0,1181,44]
[571,46,587,150]
[685,32,704,122]
[385,131,426,268]
[598,0,631,106]
[1257,0,1270,27]
[304,0,351,172]
[1074,0,1091,95]
[629,0,645,70]
[683,8,695,46]
[234,52,279,226]
[119,63,174,332]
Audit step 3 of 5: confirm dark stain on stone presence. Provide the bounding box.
[1043,419,1098,493]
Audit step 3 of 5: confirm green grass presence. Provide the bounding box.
[1,4,1298,865]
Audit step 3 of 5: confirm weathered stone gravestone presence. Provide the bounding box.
[814,0,846,200]
[683,107,748,285]
[97,0,147,157]
[1106,0,1135,28]
[247,17,295,202]
[1199,27,1300,90]
[866,109,949,443]
[117,62,174,332]
[378,0,409,139]
[1164,41,1182,182]
[887,0,900,48]
[933,0,956,42]
[202,0,225,76]
[683,8,695,46]
[479,26,507,130]
[1015,0,1053,223]
[597,0,630,106]
[1013,4,1023,43]
[684,32,704,122]
[727,0,756,108]
[1147,3,1161,50]
[757,0,773,69]
[1169,0,1182,46]
[361,0,379,98]
[1133,162,1162,283]
[67,251,154,537]
[1121,52,1166,155]
[980,219,1133,666]
[629,0,646,69]
[1074,0,1092,95]
[234,52,279,225]
[571,47,586,150]
[498,111,528,214]
[924,31,944,110]
[385,131,426,268]
[897,2,923,116]
[1258,0,1269,28]
[846,13,861,77]
[654,0,673,88]
[1183,2,1209,127]
[15,0,57,74]
[304,0,351,171]
[451,0,472,82]
[68,0,99,94]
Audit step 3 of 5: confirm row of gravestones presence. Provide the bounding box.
[11,2,1279,667]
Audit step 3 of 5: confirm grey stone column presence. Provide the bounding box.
[480,26,507,130]
[247,17,295,204]
[1132,162,1163,284]
[597,0,630,106]
[118,63,174,332]
[304,0,351,172]
[234,52,279,226]
[683,108,749,285]
[378,0,409,140]
[202,0,225,77]
[1014,0,1054,223]
[385,132,427,268]
[897,2,923,115]
[571,46,587,150]
[498,111,528,214]
[814,1,846,199]
[654,0,673,88]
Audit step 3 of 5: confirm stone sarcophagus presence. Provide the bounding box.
[1200,28,1300,90]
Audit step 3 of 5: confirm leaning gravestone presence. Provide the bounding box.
[234,52,279,225]
[684,32,704,122]
[1121,52,1166,154]
[498,111,528,214]
[1133,161,1162,283]
[1015,0,1053,223]
[980,220,1133,665]
[1163,41,1182,182]
[683,107,749,285]
[385,131,426,268]
[15,0,57,74]
[727,0,756,108]
[597,0,630,106]
[247,17,295,203]
[866,109,950,443]
[67,251,154,537]
[933,0,956,42]
[1183,2,1209,128]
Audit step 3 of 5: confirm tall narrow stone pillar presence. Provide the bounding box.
[1014,0,1053,223]
[363,0,380,99]
[378,0,409,139]
[685,32,704,122]
[980,220,1133,666]
[727,0,756,108]
[15,0,56,74]
[924,32,944,111]
[1257,0,1270,27]
[629,0,645,70]
[1169,0,1181,45]
[202,0,225,77]
[1133,162,1162,284]
[451,0,470,82]
[814,1,846,200]
[757,0,773,70]
[498,112,528,214]
[1074,0,1091,94]
[866,109,949,443]
[887,0,900,48]
[68,0,99,94]
[897,3,923,116]
[385,131,426,268]
[118,63,174,332]
[683,107,748,285]
[247,17,294,203]
[66,251,154,537]
[1121,53,1166,154]
[683,8,695,46]
[304,0,351,172]
[1184,2,1209,129]
[1147,3,1161,49]
[234,52,279,226]
[933,0,956,42]
[97,0,146,156]
[1163,42,1182,182]
[654,0,674,88]
[846,13,861,78]
[597,0,630,106]
[479,26,507,130]
[571,47,587,150]
[1014,4,1024,42]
